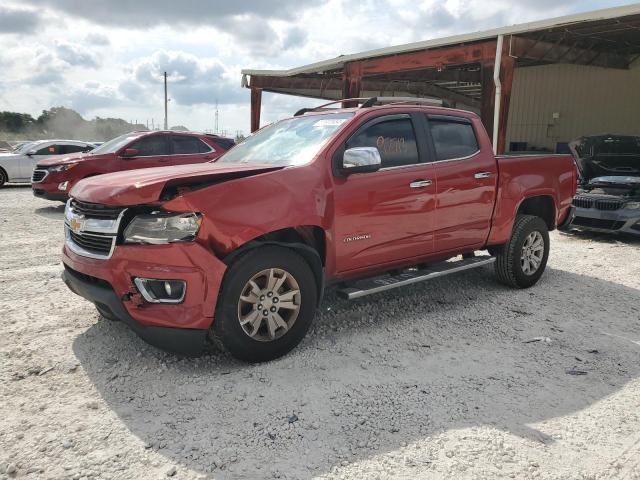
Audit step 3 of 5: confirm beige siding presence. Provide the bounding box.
[506,63,640,151]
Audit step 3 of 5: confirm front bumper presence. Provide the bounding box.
[568,205,640,236]
[32,172,73,201]
[61,240,228,355]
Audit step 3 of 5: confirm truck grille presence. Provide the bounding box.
[573,196,624,211]
[571,216,624,231]
[69,231,115,257]
[32,169,48,182]
[70,199,124,219]
[65,200,127,259]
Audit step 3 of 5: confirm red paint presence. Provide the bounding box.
[32,131,233,202]
[63,104,576,333]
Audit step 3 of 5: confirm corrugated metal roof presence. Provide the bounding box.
[242,3,640,78]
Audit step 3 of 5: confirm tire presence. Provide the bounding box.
[211,245,317,362]
[96,304,119,321]
[494,214,549,288]
[0,168,7,188]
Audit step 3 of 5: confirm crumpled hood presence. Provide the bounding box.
[70,162,283,205]
[36,152,98,167]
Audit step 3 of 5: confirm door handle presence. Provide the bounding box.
[409,179,432,188]
[474,171,493,179]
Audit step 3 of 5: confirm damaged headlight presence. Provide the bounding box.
[625,201,640,210]
[123,212,202,244]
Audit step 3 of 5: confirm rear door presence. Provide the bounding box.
[425,115,497,252]
[333,112,437,273]
[169,135,216,165]
[120,134,172,170]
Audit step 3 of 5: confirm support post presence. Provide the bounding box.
[497,52,515,155]
[480,62,495,141]
[250,87,262,133]
[163,71,168,130]
[341,63,362,107]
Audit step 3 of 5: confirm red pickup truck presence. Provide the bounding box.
[31,130,234,202]
[60,98,576,362]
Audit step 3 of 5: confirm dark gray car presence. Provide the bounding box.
[566,135,640,236]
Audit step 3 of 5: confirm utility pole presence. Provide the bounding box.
[163,71,168,130]
[214,100,219,134]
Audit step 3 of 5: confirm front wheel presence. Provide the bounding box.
[0,169,7,188]
[494,215,550,288]
[210,245,317,362]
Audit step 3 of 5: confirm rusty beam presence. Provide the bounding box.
[359,41,497,76]
[510,35,630,69]
[342,63,362,107]
[250,87,262,133]
[496,54,515,155]
[480,62,495,139]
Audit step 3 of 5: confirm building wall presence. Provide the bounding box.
[505,62,640,152]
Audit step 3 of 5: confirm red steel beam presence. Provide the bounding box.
[359,41,497,76]
[496,53,515,155]
[341,63,362,107]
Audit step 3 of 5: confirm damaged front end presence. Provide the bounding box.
[567,135,640,235]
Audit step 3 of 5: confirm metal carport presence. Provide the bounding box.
[241,4,640,154]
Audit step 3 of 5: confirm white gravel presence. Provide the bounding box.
[1,185,640,480]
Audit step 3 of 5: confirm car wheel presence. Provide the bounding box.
[494,214,549,288]
[211,245,317,362]
[96,304,119,321]
[0,168,7,188]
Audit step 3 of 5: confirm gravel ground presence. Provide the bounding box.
[1,184,640,480]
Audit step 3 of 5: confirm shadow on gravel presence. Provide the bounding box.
[34,204,65,219]
[560,229,640,246]
[73,266,640,479]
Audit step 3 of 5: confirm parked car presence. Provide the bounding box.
[0,140,95,187]
[563,134,640,236]
[0,140,13,153]
[31,130,234,202]
[60,98,576,361]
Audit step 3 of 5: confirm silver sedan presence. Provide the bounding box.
[0,140,95,187]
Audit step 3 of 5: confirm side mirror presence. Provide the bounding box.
[26,150,36,156]
[122,148,139,158]
[342,147,381,174]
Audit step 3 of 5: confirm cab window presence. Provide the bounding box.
[346,117,419,168]
[60,144,91,154]
[429,119,479,161]
[128,136,170,156]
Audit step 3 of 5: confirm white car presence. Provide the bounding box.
[0,140,95,187]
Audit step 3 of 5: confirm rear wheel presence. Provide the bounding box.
[211,245,317,362]
[495,215,549,288]
[0,168,7,188]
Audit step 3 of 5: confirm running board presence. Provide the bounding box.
[337,256,496,300]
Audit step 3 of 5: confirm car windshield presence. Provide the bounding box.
[217,112,354,166]
[90,132,144,154]
[15,141,38,154]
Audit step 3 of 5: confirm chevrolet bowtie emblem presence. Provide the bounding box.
[69,217,83,233]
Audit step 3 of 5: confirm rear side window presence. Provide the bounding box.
[60,144,91,154]
[347,118,419,168]
[35,144,59,155]
[129,136,170,156]
[171,135,211,154]
[429,120,479,161]
[210,137,235,151]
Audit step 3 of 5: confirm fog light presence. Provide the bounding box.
[134,278,186,304]
[58,181,69,191]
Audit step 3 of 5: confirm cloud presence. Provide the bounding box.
[128,50,243,106]
[55,42,100,68]
[0,6,41,34]
[68,82,119,113]
[85,32,110,46]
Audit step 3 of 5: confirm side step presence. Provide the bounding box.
[337,256,496,300]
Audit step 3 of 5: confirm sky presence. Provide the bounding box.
[0,0,633,136]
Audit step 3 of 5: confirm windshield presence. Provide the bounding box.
[217,112,354,166]
[15,141,38,154]
[91,132,144,154]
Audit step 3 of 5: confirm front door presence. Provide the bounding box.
[333,113,437,274]
[119,134,172,170]
[25,142,60,179]
[425,115,497,252]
